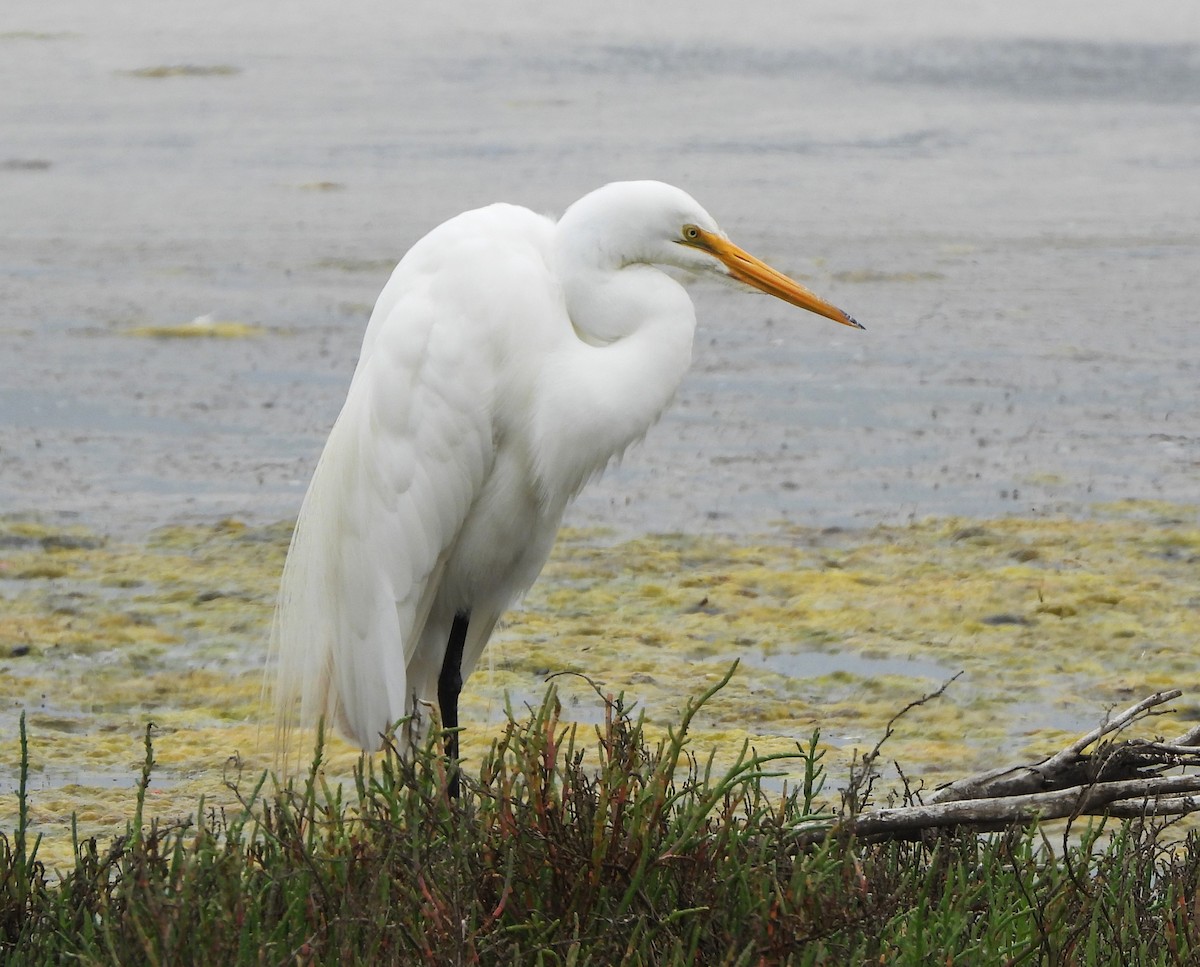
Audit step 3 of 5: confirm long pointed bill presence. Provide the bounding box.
[694,229,863,329]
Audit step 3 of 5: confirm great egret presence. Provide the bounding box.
[272,180,860,791]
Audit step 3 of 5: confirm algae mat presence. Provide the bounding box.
[2,504,1198,870]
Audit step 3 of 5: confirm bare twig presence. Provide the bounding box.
[843,673,962,815]
[1041,690,1182,771]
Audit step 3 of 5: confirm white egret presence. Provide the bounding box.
[272,180,861,791]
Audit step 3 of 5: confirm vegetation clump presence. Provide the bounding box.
[3,671,1199,965]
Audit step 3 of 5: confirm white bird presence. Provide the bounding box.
[272,180,861,789]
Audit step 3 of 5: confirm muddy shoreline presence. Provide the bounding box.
[3,506,1198,867]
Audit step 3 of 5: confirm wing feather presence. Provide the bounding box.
[272,202,558,753]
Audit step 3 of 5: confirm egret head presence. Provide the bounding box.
[558,180,862,330]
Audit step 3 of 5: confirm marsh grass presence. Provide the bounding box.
[3,669,1199,965]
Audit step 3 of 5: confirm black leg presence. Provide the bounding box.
[437,610,470,799]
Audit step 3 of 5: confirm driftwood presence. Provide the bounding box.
[824,688,1200,840]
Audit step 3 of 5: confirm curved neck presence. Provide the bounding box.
[530,260,697,503]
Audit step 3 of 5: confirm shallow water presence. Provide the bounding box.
[1,1,1197,537]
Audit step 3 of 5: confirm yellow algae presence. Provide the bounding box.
[122,317,263,339]
[3,506,1200,868]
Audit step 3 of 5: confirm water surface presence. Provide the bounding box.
[1,2,1197,536]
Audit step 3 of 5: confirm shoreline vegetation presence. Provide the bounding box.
[6,669,1200,963]
[2,502,1198,961]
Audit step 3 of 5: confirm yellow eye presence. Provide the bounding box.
[682,224,701,241]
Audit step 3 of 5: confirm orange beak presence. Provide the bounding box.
[691,228,863,329]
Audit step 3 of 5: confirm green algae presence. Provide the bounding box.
[1,504,1198,869]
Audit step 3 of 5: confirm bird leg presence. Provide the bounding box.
[437,610,470,799]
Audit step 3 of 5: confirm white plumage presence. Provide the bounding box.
[272,180,860,760]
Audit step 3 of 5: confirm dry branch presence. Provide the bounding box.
[848,774,1200,838]
[928,689,1186,805]
[813,687,1200,842]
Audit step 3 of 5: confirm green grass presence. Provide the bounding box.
[3,670,1199,965]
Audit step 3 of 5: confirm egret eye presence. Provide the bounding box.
[682,224,701,242]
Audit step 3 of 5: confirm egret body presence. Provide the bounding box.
[272,181,860,786]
